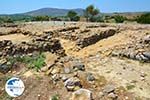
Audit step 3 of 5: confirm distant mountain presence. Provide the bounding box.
[24,8,85,16]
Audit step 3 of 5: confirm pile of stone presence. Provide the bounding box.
[76,29,116,48]
[121,51,150,62]
[86,25,100,28]
[0,28,32,36]
[0,23,18,27]
[0,35,66,57]
[58,26,79,32]
[112,50,150,62]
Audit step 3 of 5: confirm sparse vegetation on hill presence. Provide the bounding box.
[0,16,14,23]
[136,13,150,24]
[32,15,50,21]
[114,15,127,23]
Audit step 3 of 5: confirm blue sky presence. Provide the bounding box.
[0,0,150,14]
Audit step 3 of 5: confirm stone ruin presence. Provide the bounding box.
[0,34,66,57]
[76,29,117,48]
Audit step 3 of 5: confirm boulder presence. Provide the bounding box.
[71,89,92,100]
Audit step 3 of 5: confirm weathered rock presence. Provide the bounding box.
[72,61,85,71]
[64,67,72,74]
[143,52,150,59]
[143,35,150,43]
[87,73,95,81]
[0,63,11,74]
[71,89,93,100]
[107,92,118,99]
[64,77,82,91]
[103,84,116,94]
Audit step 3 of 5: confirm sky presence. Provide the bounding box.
[0,0,150,14]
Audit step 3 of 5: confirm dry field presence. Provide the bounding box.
[0,21,150,100]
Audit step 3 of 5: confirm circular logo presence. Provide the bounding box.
[5,77,25,97]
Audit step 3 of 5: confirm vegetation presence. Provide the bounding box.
[126,84,135,90]
[7,53,46,71]
[85,5,100,22]
[0,16,14,23]
[114,15,127,23]
[136,13,150,24]
[32,16,50,21]
[67,10,80,21]
[51,94,60,100]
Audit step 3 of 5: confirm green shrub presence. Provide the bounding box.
[114,15,127,23]
[33,16,49,21]
[51,94,59,100]
[136,13,150,24]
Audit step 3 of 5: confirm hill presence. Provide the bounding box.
[24,8,85,16]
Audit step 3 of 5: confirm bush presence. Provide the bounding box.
[33,16,49,21]
[89,16,104,22]
[114,15,127,23]
[0,17,14,23]
[136,13,150,24]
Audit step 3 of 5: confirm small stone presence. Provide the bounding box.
[71,89,92,100]
[143,52,150,59]
[51,67,61,74]
[87,73,95,81]
[103,84,115,94]
[143,35,150,43]
[99,92,104,98]
[41,66,48,72]
[108,92,118,99]
[0,64,11,74]
[64,67,71,74]
[64,77,82,91]
[72,61,85,71]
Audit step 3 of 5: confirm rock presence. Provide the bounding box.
[64,77,82,91]
[135,54,142,61]
[61,75,70,82]
[140,54,149,61]
[64,67,72,74]
[143,35,150,43]
[72,61,85,71]
[71,89,92,100]
[103,84,115,94]
[143,52,150,59]
[41,66,48,72]
[87,73,95,81]
[51,67,61,74]
[129,52,136,59]
[107,92,118,99]
[52,74,61,82]
[0,64,11,74]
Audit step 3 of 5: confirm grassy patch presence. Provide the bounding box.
[126,84,135,90]
[51,94,60,100]
[7,53,46,71]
